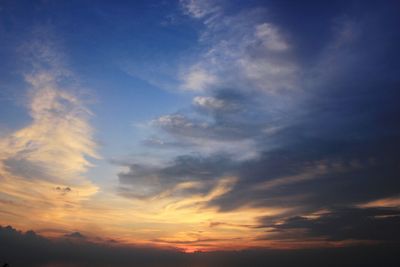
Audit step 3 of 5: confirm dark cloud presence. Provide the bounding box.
[193,89,251,114]
[55,186,72,195]
[3,158,53,181]
[150,88,286,149]
[121,127,400,212]
[266,207,400,242]
[116,0,400,245]
[118,154,234,198]
[1,225,400,267]
[152,112,263,142]
[209,134,400,212]
[0,225,182,267]
[141,137,193,149]
[64,232,86,239]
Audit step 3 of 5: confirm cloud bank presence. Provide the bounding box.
[1,225,399,267]
[115,0,400,249]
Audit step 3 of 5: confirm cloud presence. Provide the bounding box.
[152,113,256,141]
[193,96,240,112]
[64,232,86,239]
[0,27,97,183]
[1,72,97,182]
[255,23,289,51]
[0,225,182,267]
[179,2,298,93]
[55,187,72,196]
[118,154,235,199]
[1,225,400,267]
[180,0,221,19]
[181,65,219,91]
[148,88,280,158]
[267,207,400,242]
[150,0,400,209]
[359,196,400,209]
[0,28,99,229]
[144,2,301,159]
[115,0,400,249]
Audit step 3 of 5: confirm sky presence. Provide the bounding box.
[0,0,400,266]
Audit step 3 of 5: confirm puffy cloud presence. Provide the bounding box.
[181,65,219,91]
[193,96,225,109]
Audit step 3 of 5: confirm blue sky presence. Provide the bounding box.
[1,0,400,259]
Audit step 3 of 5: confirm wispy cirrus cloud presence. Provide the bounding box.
[179,1,298,94]
[0,27,99,229]
[180,0,221,19]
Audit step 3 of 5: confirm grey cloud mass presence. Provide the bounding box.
[266,207,400,242]
[116,0,400,245]
[118,154,234,198]
[1,225,400,267]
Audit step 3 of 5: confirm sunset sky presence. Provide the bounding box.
[0,0,400,266]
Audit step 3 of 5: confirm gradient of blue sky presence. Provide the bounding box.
[1,0,400,254]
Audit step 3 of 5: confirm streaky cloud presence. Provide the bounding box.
[0,27,99,230]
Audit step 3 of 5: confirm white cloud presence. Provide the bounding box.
[0,31,99,215]
[152,114,199,130]
[0,72,98,182]
[193,96,226,110]
[179,5,298,93]
[181,65,219,91]
[180,0,221,19]
[255,23,289,51]
[238,56,297,93]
